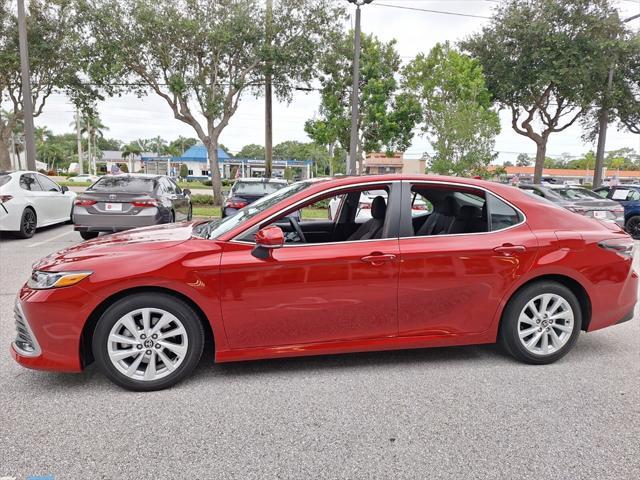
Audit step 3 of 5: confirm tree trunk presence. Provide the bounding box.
[533,140,547,184]
[206,140,223,207]
[0,127,12,171]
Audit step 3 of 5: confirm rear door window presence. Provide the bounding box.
[487,194,522,231]
[19,174,42,191]
[36,175,61,192]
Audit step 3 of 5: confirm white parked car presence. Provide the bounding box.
[66,174,99,183]
[329,189,430,223]
[0,171,77,238]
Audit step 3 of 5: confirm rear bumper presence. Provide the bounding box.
[74,208,164,232]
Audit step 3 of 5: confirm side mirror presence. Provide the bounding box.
[183,188,191,196]
[252,225,284,259]
[61,185,69,193]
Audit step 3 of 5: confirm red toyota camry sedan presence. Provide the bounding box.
[11,175,637,391]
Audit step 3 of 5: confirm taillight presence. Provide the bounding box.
[225,198,248,209]
[598,238,634,259]
[75,199,97,207]
[0,195,12,203]
[412,204,427,210]
[358,202,371,209]
[132,199,158,208]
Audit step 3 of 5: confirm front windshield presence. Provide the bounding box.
[194,180,316,239]
[550,187,601,200]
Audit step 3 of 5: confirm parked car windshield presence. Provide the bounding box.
[194,180,316,239]
[549,187,602,201]
[88,176,156,193]
[233,181,286,196]
[0,174,11,187]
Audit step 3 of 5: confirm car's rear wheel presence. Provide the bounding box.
[92,293,204,391]
[500,281,581,364]
[80,231,99,241]
[16,208,37,239]
[625,215,640,239]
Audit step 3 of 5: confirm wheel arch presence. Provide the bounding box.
[80,286,215,368]
[498,274,592,335]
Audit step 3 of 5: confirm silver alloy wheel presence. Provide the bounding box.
[107,307,189,381]
[517,293,575,355]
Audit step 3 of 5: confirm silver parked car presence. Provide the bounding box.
[519,184,624,227]
[73,174,192,240]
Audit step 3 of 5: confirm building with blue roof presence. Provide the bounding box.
[172,143,314,180]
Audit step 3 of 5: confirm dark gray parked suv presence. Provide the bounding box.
[73,174,192,240]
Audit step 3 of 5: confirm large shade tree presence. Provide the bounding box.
[403,43,500,177]
[81,0,344,204]
[305,31,422,173]
[461,0,629,183]
[0,0,90,170]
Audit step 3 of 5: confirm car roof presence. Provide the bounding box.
[98,174,162,180]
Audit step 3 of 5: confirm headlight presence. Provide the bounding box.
[27,270,92,289]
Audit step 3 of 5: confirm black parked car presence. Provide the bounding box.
[222,178,288,218]
[519,184,624,227]
[73,174,192,240]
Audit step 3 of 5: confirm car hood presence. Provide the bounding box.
[34,222,198,271]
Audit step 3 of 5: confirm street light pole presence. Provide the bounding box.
[17,0,37,171]
[593,13,640,188]
[347,0,372,176]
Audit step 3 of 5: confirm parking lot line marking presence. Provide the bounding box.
[28,229,74,248]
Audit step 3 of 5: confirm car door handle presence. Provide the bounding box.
[493,244,526,255]
[361,253,397,266]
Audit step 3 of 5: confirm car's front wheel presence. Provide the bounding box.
[92,293,204,391]
[500,281,581,364]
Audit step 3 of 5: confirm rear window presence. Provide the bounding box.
[89,176,156,193]
[550,187,601,200]
[0,175,10,187]
[233,181,285,196]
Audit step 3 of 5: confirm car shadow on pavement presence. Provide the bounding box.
[0,221,71,241]
[194,342,511,380]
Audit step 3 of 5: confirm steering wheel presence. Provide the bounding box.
[288,216,307,243]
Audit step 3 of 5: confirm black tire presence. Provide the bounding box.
[80,231,99,241]
[66,205,74,224]
[16,207,37,239]
[92,292,204,391]
[499,281,582,365]
[625,215,640,239]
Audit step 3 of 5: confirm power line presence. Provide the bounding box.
[371,2,492,19]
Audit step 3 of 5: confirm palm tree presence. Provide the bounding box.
[34,126,52,145]
[80,113,108,175]
[121,143,142,173]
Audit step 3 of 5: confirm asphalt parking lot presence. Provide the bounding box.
[1,224,639,479]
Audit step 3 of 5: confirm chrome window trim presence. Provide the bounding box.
[12,299,42,357]
[398,179,527,240]
[229,180,400,246]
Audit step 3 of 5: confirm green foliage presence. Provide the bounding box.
[461,0,629,181]
[404,43,499,177]
[190,194,214,206]
[516,153,531,167]
[119,163,129,173]
[81,0,344,204]
[305,31,421,168]
[0,0,94,169]
[170,136,198,155]
[179,163,189,178]
[237,144,266,159]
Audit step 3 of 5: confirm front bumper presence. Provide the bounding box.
[10,285,91,372]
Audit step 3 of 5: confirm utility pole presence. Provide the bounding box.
[593,13,640,188]
[75,109,84,174]
[17,0,36,171]
[264,0,273,179]
[347,0,372,175]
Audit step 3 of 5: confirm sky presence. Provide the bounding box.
[35,0,640,164]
